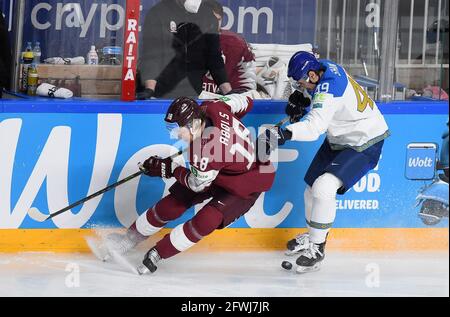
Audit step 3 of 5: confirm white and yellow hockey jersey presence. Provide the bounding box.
[286,59,390,152]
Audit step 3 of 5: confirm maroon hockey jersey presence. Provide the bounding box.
[202,30,255,93]
[174,96,275,198]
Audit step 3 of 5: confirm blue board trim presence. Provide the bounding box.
[0,96,448,115]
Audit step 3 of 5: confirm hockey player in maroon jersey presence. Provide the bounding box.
[202,0,256,94]
[106,94,275,274]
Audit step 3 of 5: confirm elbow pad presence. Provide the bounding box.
[187,170,219,193]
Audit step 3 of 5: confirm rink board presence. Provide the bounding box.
[0,228,448,253]
[0,99,448,251]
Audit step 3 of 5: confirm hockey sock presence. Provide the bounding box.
[156,206,223,259]
[130,194,187,237]
[304,185,313,231]
[309,173,343,244]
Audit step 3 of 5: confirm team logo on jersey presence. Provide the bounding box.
[219,96,231,102]
[312,92,329,108]
[314,93,329,102]
[191,166,211,179]
[170,21,177,33]
[312,103,323,109]
[190,166,199,177]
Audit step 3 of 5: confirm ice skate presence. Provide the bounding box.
[137,247,161,275]
[86,232,144,275]
[285,232,310,256]
[295,241,326,274]
[101,232,142,261]
[87,231,142,262]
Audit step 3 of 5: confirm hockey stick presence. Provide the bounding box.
[256,116,290,156]
[28,149,186,222]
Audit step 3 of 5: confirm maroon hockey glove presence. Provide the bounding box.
[140,156,173,179]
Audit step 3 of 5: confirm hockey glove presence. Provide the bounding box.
[140,156,173,178]
[265,125,292,147]
[136,88,155,100]
[285,90,311,123]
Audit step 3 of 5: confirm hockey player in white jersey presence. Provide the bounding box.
[267,51,390,273]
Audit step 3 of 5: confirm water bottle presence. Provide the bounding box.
[33,42,42,64]
[27,63,39,96]
[20,51,34,93]
[21,42,33,62]
[87,45,99,65]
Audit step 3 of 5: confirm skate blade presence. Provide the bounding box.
[295,262,322,274]
[85,237,110,262]
[137,264,150,276]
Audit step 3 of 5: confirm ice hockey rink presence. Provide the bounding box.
[0,249,448,297]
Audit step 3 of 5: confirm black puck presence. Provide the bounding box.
[281,260,293,270]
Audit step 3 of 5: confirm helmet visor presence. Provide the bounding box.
[166,122,181,139]
[166,120,195,139]
[290,76,309,91]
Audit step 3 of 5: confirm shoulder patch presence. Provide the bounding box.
[190,165,217,180]
[190,166,199,177]
[313,93,330,102]
[219,96,231,103]
[312,92,333,109]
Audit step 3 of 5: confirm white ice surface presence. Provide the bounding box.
[0,250,448,297]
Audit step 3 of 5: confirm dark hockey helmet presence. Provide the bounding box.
[165,97,201,130]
